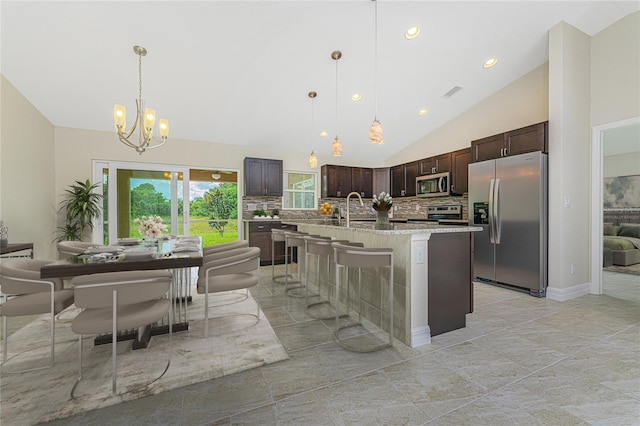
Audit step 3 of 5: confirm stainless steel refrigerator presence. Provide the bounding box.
[468,151,548,296]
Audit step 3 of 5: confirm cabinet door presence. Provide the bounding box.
[336,166,352,197]
[404,161,419,196]
[434,153,452,173]
[471,134,505,162]
[418,157,435,175]
[244,157,283,196]
[244,158,266,196]
[451,148,471,195]
[264,159,283,196]
[390,165,405,197]
[321,165,335,198]
[505,122,547,156]
[372,168,390,196]
[351,167,372,198]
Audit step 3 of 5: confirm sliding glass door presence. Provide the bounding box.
[93,161,239,246]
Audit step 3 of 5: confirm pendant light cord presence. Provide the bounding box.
[335,58,339,138]
[374,0,378,121]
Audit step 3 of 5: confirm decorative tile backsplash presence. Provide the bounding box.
[242,194,469,220]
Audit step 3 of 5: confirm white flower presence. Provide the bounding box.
[135,215,168,238]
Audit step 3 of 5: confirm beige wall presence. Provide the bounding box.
[387,63,549,166]
[0,76,57,260]
[547,21,592,296]
[591,12,640,126]
[603,152,640,178]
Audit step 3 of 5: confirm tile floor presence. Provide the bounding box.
[32,269,640,425]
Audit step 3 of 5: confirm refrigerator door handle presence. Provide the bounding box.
[489,179,496,244]
[494,178,501,244]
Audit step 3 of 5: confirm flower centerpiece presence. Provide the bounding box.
[372,192,392,212]
[134,215,168,239]
[372,192,392,227]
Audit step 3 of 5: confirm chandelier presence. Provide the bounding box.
[114,46,169,155]
[331,50,343,157]
[369,0,384,144]
[308,91,318,168]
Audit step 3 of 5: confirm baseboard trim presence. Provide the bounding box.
[410,325,431,347]
[546,282,591,301]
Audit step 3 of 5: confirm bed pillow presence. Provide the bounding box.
[603,224,621,236]
[618,224,640,238]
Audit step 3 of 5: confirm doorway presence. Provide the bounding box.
[590,117,640,296]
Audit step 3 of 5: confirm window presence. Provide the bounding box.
[282,171,317,210]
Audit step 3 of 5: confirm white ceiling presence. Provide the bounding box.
[2,1,638,165]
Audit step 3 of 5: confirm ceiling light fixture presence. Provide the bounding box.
[114,46,170,155]
[418,108,429,116]
[319,131,328,137]
[369,0,383,145]
[212,173,221,180]
[352,93,362,101]
[331,50,343,157]
[483,58,498,68]
[308,91,318,168]
[405,26,420,40]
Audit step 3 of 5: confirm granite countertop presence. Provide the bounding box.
[281,219,481,235]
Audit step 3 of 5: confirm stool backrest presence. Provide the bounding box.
[332,242,393,268]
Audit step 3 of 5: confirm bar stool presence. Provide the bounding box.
[304,236,359,319]
[332,242,394,352]
[271,228,293,283]
[283,231,311,296]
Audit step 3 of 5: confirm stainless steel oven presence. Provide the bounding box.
[416,172,450,197]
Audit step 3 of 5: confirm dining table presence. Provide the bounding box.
[40,237,203,349]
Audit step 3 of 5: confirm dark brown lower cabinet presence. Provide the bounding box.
[427,232,473,336]
[245,221,297,266]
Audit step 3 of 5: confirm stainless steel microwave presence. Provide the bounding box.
[416,172,450,197]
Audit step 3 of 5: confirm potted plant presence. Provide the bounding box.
[55,179,103,242]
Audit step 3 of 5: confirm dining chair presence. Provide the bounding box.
[0,259,74,372]
[57,241,97,259]
[196,246,261,337]
[69,269,173,397]
[202,240,248,257]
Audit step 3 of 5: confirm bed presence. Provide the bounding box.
[603,222,640,266]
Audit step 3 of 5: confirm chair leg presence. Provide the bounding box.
[50,310,55,367]
[70,335,83,399]
[112,290,117,395]
[2,316,7,364]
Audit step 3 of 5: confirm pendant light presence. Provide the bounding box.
[369,0,384,145]
[331,50,343,157]
[308,91,318,168]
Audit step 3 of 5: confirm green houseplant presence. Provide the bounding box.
[55,179,103,242]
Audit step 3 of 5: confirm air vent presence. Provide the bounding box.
[443,86,463,98]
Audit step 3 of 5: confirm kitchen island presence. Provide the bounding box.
[282,219,481,347]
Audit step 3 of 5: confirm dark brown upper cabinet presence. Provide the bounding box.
[391,161,419,197]
[351,167,373,198]
[450,147,471,195]
[244,157,283,196]
[419,153,452,175]
[321,165,353,198]
[471,121,548,163]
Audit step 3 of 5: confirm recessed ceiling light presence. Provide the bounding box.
[483,58,498,68]
[319,131,328,137]
[418,108,429,116]
[351,93,362,101]
[405,26,420,40]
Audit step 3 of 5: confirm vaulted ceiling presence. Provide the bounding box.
[2,1,638,164]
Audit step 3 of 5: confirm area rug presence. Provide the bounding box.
[0,292,288,426]
[604,263,640,275]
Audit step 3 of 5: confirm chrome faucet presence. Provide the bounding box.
[346,192,364,227]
